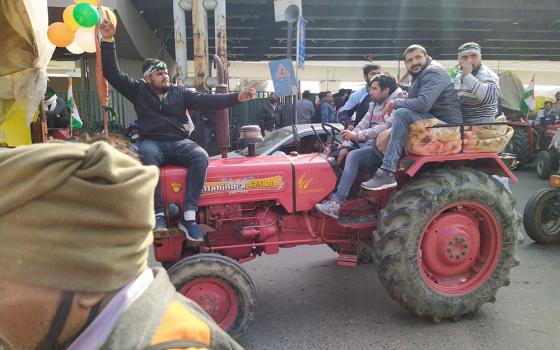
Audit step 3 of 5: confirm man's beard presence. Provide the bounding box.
[408,64,423,75]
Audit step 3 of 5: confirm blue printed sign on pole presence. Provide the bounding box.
[296,16,306,69]
[268,59,298,97]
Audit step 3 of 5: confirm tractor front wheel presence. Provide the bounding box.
[373,168,520,321]
[536,151,558,179]
[168,254,257,338]
[523,188,560,244]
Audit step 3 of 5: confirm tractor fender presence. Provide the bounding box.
[401,153,518,183]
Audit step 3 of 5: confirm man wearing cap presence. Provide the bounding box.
[361,44,462,191]
[0,142,243,350]
[453,42,500,123]
[99,18,256,242]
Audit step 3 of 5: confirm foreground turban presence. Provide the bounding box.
[0,141,159,292]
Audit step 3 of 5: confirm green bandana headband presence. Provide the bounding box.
[143,61,168,77]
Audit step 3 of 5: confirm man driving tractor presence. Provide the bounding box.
[315,74,404,218]
[99,16,256,242]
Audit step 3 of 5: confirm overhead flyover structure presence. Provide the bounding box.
[130,0,560,62]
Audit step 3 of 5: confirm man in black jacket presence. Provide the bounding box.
[261,92,283,135]
[100,18,256,241]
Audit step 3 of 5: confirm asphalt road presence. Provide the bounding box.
[238,168,560,350]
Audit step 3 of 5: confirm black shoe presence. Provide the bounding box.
[361,169,397,191]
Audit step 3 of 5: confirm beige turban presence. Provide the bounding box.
[0,141,159,292]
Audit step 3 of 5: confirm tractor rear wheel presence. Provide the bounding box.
[373,168,520,321]
[508,127,530,168]
[168,253,257,338]
[523,188,560,244]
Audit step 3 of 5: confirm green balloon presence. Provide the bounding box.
[73,3,99,28]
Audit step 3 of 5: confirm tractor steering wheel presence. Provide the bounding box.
[322,123,361,150]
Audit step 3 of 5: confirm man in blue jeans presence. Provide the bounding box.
[361,44,462,191]
[315,74,403,218]
[100,18,256,241]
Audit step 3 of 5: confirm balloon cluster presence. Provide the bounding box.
[47,0,117,54]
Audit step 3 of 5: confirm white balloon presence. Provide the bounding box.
[66,39,84,54]
[75,27,96,53]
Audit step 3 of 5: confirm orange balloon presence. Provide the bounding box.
[101,6,118,28]
[73,0,98,5]
[47,22,75,47]
[63,5,80,31]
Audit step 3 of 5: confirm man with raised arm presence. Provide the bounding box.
[99,16,256,242]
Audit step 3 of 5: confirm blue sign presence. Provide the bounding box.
[268,59,298,97]
[297,17,306,69]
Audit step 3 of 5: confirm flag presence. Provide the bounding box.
[67,78,83,129]
[519,75,536,115]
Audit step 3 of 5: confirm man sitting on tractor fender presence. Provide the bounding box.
[453,42,500,124]
[99,17,256,241]
[361,44,462,191]
[315,74,404,218]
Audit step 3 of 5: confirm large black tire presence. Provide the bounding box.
[536,151,553,179]
[507,127,530,168]
[168,254,257,339]
[523,188,560,244]
[373,167,521,321]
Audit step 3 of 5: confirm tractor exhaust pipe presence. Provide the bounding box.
[213,54,230,158]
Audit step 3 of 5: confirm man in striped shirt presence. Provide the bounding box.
[454,42,500,123]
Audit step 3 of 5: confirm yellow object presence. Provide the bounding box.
[47,22,75,47]
[150,301,211,348]
[63,5,81,31]
[73,0,98,5]
[0,99,36,146]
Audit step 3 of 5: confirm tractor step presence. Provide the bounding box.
[337,253,358,267]
[336,213,377,228]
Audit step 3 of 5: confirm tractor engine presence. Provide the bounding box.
[204,202,282,259]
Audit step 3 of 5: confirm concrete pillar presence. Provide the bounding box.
[214,0,228,84]
[173,0,188,83]
[192,0,208,90]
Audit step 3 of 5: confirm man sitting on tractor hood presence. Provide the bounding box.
[0,141,243,350]
[99,16,256,242]
[453,42,500,123]
[315,74,404,219]
[361,44,462,191]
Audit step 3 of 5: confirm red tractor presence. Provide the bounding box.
[523,173,560,244]
[536,126,560,179]
[153,123,521,338]
[505,120,560,172]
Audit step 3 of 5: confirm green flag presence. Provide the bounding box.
[519,76,536,115]
[67,79,83,129]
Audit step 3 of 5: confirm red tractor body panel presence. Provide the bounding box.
[161,154,338,214]
[545,124,560,139]
[403,153,518,183]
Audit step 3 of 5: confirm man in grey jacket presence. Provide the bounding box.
[315,74,403,218]
[362,44,462,191]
